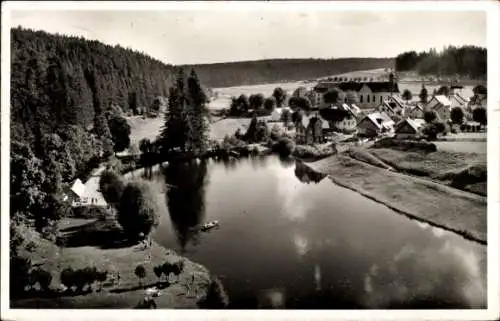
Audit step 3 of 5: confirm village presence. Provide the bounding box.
[262,71,486,147]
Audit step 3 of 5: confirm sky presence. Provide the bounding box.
[9,8,486,65]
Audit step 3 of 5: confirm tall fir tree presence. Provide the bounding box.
[160,68,189,153]
[186,69,210,153]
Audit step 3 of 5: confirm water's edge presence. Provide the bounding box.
[299,158,487,246]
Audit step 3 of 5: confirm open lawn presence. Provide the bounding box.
[366,148,487,196]
[12,217,215,309]
[306,155,486,244]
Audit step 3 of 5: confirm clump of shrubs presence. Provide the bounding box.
[197,275,230,309]
[72,205,109,219]
[272,137,295,157]
[117,180,160,241]
[60,267,108,293]
[153,260,185,284]
[422,121,448,141]
[99,170,125,207]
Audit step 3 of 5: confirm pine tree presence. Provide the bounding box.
[160,69,188,153]
[94,113,114,158]
[419,84,428,103]
[186,69,210,153]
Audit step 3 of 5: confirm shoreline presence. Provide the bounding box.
[11,217,226,309]
[303,155,487,245]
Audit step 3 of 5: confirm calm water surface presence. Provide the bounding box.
[144,156,486,309]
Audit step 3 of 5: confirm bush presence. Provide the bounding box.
[272,137,295,157]
[197,275,230,309]
[118,181,160,240]
[99,170,125,206]
[32,268,52,291]
[135,264,146,285]
[422,121,447,141]
[10,256,32,297]
[72,205,109,219]
[60,267,106,293]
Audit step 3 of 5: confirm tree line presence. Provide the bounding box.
[395,45,486,79]
[10,27,177,236]
[183,57,393,88]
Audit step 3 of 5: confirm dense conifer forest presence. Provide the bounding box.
[182,57,394,88]
[395,46,486,79]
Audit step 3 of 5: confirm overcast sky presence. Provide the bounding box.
[10,9,486,65]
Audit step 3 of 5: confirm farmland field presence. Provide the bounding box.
[434,141,487,154]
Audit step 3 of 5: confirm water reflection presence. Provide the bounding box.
[163,159,209,254]
[151,155,486,309]
[294,161,327,184]
[362,239,486,308]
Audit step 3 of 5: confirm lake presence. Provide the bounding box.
[143,156,486,309]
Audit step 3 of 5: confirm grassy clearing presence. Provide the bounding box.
[307,155,487,244]
[12,217,215,309]
[367,147,487,196]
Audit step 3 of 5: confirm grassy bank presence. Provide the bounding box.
[306,155,487,244]
[11,217,224,309]
[365,148,487,196]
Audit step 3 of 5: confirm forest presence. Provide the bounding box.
[395,45,486,79]
[9,27,177,239]
[182,57,394,88]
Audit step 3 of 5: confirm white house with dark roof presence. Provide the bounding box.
[64,179,87,206]
[426,95,452,120]
[357,111,395,137]
[394,118,426,139]
[407,103,425,119]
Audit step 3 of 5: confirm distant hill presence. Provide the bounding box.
[182,57,394,88]
[395,46,486,80]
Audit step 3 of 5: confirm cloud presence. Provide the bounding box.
[362,240,486,308]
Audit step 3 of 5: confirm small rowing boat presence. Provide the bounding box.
[199,220,220,232]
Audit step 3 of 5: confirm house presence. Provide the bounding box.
[65,179,87,206]
[394,118,426,139]
[449,93,468,109]
[357,112,395,137]
[292,86,309,98]
[313,78,400,109]
[426,95,452,120]
[270,107,292,122]
[333,113,357,133]
[295,113,329,144]
[407,103,425,119]
[351,81,400,109]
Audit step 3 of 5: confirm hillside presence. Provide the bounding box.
[182,57,394,88]
[10,27,175,146]
[395,46,486,80]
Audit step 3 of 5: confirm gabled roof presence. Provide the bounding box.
[70,179,86,198]
[377,101,395,114]
[452,93,468,104]
[317,81,400,94]
[361,112,394,130]
[396,118,425,133]
[365,82,400,93]
[388,95,405,107]
[431,95,451,106]
[395,118,425,133]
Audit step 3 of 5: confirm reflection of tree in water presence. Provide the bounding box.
[164,159,209,254]
[294,161,327,184]
[278,155,295,168]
